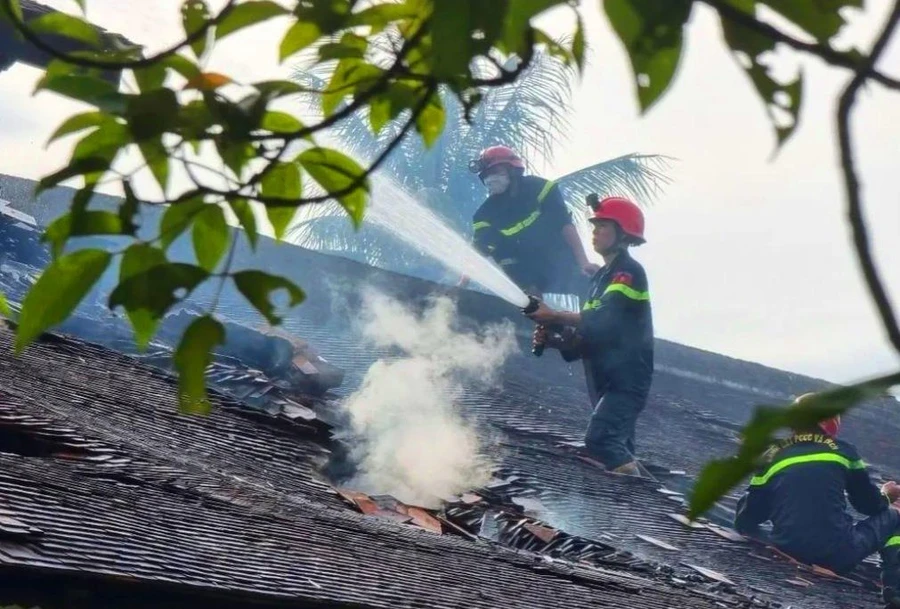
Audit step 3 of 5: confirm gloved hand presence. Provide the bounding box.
[882,481,900,503]
[532,324,580,352]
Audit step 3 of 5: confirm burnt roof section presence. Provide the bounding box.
[0,324,737,609]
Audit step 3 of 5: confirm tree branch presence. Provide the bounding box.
[699,0,900,91]
[836,0,900,355]
[1,0,238,69]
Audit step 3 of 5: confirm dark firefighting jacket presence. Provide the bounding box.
[734,434,892,564]
[472,176,578,293]
[573,250,654,405]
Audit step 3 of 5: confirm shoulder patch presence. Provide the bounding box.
[611,271,633,286]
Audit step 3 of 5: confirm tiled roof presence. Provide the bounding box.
[2,175,899,608]
[0,325,734,609]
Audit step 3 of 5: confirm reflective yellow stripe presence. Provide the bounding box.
[582,299,602,311]
[536,180,556,203]
[603,283,649,301]
[750,453,864,486]
[886,536,900,548]
[473,221,491,230]
[500,210,540,236]
[498,180,556,237]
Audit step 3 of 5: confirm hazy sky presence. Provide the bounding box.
[1,0,898,385]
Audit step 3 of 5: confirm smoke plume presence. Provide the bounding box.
[339,290,516,507]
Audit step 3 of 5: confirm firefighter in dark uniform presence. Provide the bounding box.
[460,145,599,296]
[525,195,653,476]
[734,393,900,607]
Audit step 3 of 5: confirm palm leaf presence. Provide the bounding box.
[287,47,673,290]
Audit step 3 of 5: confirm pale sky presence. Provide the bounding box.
[1,0,898,385]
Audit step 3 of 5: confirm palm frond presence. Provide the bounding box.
[556,154,674,207]
[555,154,674,238]
[286,46,673,284]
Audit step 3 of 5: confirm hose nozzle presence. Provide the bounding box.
[522,295,546,357]
[523,294,541,315]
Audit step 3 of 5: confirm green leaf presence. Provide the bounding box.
[36,156,111,194]
[266,207,297,241]
[15,249,112,353]
[499,0,568,55]
[72,120,129,161]
[47,111,113,145]
[719,4,804,147]
[109,262,210,328]
[260,110,303,133]
[348,1,418,30]
[760,0,862,43]
[261,161,302,199]
[127,88,180,140]
[232,270,305,325]
[318,32,368,61]
[216,0,288,40]
[0,0,24,27]
[120,180,141,235]
[217,140,257,178]
[159,197,206,249]
[134,63,167,92]
[253,79,304,99]
[182,0,212,58]
[280,19,322,61]
[35,73,125,114]
[43,210,125,258]
[604,0,692,112]
[260,161,301,239]
[191,204,229,271]
[298,147,368,227]
[321,60,382,117]
[0,291,10,318]
[572,13,586,71]
[173,315,224,415]
[688,371,900,519]
[229,199,259,249]
[27,11,102,47]
[431,0,475,79]
[138,138,171,194]
[415,90,445,147]
[162,53,202,81]
[117,243,168,348]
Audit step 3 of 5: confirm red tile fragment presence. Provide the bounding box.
[407,507,443,535]
[523,522,557,544]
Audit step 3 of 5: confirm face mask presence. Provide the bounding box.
[483,172,510,195]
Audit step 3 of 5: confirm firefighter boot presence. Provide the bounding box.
[881,537,900,607]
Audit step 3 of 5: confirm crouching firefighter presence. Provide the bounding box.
[525,195,653,476]
[460,145,598,297]
[734,393,900,607]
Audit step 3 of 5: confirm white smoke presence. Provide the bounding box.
[339,290,517,507]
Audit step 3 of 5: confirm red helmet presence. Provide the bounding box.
[587,195,646,244]
[793,393,842,437]
[468,145,525,175]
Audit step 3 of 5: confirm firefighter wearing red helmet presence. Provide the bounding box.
[526,194,653,477]
[735,393,900,607]
[462,145,599,296]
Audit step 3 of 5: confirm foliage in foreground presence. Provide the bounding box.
[0,0,898,517]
